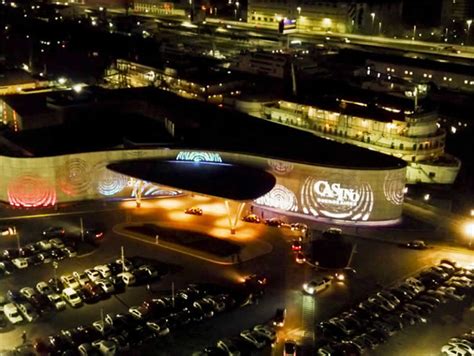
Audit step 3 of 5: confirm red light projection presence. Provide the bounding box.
[8,174,56,208]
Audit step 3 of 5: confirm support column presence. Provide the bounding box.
[136,180,143,208]
[224,200,246,234]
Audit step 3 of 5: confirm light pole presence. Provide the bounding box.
[467,19,472,44]
[412,25,417,40]
[53,261,59,290]
[13,226,21,251]
[378,21,382,35]
[296,6,301,16]
[465,222,474,248]
[370,13,375,33]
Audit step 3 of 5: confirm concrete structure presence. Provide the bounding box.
[0,148,406,224]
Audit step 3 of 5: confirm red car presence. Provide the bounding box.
[291,240,302,252]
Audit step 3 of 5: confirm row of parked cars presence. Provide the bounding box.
[0,236,77,276]
[195,322,279,356]
[33,282,246,355]
[441,328,474,356]
[316,259,473,355]
[0,256,162,327]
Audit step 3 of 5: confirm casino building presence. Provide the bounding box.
[0,87,407,225]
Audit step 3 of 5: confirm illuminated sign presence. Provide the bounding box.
[8,174,56,208]
[301,177,374,221]
[383,171,405,206]
[254,184,298,212]
[279,18,297,34]
[176,151,223,163]
[267,159,294,175]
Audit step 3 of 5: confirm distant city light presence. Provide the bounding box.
[58,77,67,85]
[423,193,430,201]
[72,84,83,93]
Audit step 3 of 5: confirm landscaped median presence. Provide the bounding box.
[113,222,273,265]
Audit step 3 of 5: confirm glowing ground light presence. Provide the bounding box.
[93,162,128,196]
[176,151,223,163]
[254,184,298,212]
[300,177,374,221]
[383,171,405,206]
[8,174,56,207]
[58,158,91,196]
[267,159,294,175]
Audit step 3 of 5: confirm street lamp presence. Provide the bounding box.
[412,25,417,40]
[296,6,301,16]
[464,221,474,248]
[467,19,472,44]
[378,21,382,35]
[53,261,59,290]
[370,12,375,33]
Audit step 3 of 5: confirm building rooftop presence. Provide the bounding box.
[2,87,406,170]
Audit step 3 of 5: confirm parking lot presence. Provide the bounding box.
[0,195,473,355]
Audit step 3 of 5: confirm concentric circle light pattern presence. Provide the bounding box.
[254,184,298,211]
[300,177,374,221]
[383,171,405,206]
[176,151,223,163]
[93,162,128,196]
[267,159,294,175]
[8,174,56,208]
[129,179,181,198]
[58,158,91,196]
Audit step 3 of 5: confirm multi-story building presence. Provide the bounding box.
[234,96,460,184]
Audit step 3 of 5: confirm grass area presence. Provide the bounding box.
[125,223,241,258]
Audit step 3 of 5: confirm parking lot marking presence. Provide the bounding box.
[76,250,98,259]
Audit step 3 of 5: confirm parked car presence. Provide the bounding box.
[217,338,241,356]
[108,275,126,293]
[17,302,39,322]
[38,240,52,250]
[62,246,77,258]
[12,257,28,269]
[49,238,65,249]
[0,226,15,236]
[48,293,67,310]
[84,269,102,282]
[239,330,267,349]
[96,279,115,294]
[61,275,80,290]
[118,271,136,286]
[62,288,82,307]
[242,214,261,223]
[283,340,297,356]
[3,303,23,324]
[94,265,111,279]
[264,218,284,227]
[73,272,90,287]
[36,281,54,296]
[399,240,428,249]
[185,207,203,215]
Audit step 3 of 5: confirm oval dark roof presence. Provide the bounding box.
[107,159,276,201]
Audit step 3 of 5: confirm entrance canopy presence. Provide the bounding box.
[107,159,276,201]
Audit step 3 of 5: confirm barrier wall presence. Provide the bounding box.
[0,148,406,223]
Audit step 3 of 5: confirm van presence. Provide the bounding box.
[118,272,136,286]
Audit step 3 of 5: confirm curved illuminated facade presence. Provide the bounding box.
[0,148,405,224]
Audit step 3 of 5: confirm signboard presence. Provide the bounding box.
[279,18,297,34]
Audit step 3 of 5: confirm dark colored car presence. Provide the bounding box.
[50,248,67,261]
[48,335,74,354]
[132,268,151,285]
[264,218,283,227]
[2,249,19,260]
[399,240,427,249]
[317,321,346,341]
[7,290,26,303]
[109,275,126,293]
[42,227,66,238]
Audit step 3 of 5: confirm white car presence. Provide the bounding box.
[368,295,396,311]
[96,279,115,294]
[48,293,66,310]
[240,330,267,349]
[0,226,15,236]
[73,271,90,286]
[3,303,23,324]
[303,277,332,295]
[118,272,136,286]
[217,339,241,356]
[49,238,65,249]
[36,281,54,295]
[38,240,52,250]
[146,319,170,336]
[62,287,82,307]
[85,268,102,282]
[91,340,117,355]
[12,258,28,269]
[17,302,39,322]
[438,286,465,301]
[441,343,474,355]
[61,275,80,290]
[405,277,425,292]
[94,265,111,279]
[115,258,134,272]
[20,287,37,299]
[62,247,77,258]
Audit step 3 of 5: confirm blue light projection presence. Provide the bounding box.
[176,151,223,163]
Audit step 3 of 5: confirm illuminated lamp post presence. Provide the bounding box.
[370,13,375,33]
[465,222,474,248]
[467,19,472,44]
[13,226,21,251]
